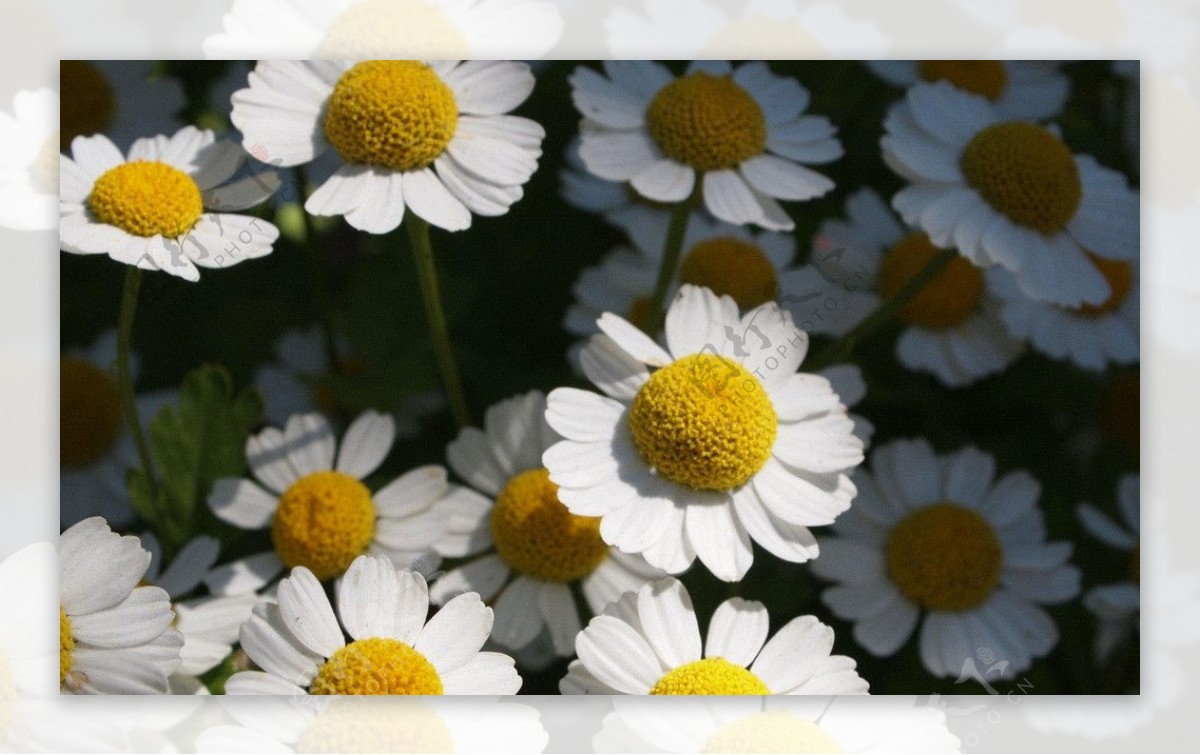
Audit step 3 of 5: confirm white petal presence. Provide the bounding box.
[750,615,834,692]
[430,554,510,605]
[372,465,448,517]
[438,651,522,694]
[544,387,624,443]
[579,334,651,400]
[685,500,754,582]
[208,478,278,529]
[335,411,395,478]
[631,159,694,203]
[705,598,769,667]
[336,554,400,642]
[597,312,672,366]
[402,166,472,232]
[740,154,835,201]
[444,60,535,115]
[637,578,702,668]
[575,615,662,693]
[277,567,344,658]
[238,601,321,685]
[414,591,494,673]
[246,427,301,494]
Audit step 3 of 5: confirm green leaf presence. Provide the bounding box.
[128,364,263,556]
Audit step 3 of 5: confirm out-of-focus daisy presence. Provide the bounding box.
[0,88,58,231]
[881,81,1138,308]
[570,60,841,231]
[60,518,183,694]
[990,252,1138,371]
[561,577,869,694]
[204,0,563,59]
[603,0,888,59]
[560,136,659,223]
[788,187,1024,387]
[60,329,177,529]
[564,207,796,355]
[227,555,521,694]
[429,390,664,658]
[593,696,960,753]
[867,61,1069,120]
[1077,474,1140,661]
[811,439,1080,679]
[0,542,56,749]
[207,411,466,592]
[139,533,258,688]
[231,60,544,234]
[545,285,863,581]
[255,324,443,431]
[60,126,281,282]
[198,695,548,752]
[59,61,187,151]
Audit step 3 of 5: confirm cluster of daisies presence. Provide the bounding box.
[58,58,1138,695]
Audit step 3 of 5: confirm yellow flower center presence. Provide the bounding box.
[87,160,204,238]
[919,60,1008,101]
[878,233,983,329]
[310,638,443,695]
[59,356,123,468]
[1075,252,1133,316]
[297,698,454,753]
[59,60,117,148]
[650,657,770,695]
[1100,373,1139,450]
[60,605,74,687]
[272,470,376,582]
[960,122,1082,235]
[701,711,844,754]
[680,237,779,310]
[629,354,777,491]
[646,72,767,172]
[315,0,468,58]
[491,468,608,582]
[887,502,1003,611]
[323,60,458,172]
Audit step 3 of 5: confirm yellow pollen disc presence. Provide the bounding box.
[887,502,1003,611]
[87,161,203,238]
[60,356,123,468]
[324,60,458,171]
[297,698,454,753]
[59,60,117,147]
[1100,373,1139,450]
[651,657,770,695]
[60,605,74,686]
[680,237,779,310]
[315,0,468,59]
[878,233,983,329]
[960,122,1082,235]
[310,638,443,695]
[1130,543,1140,584]
[919,60,1008,101]
[646,72,767,172]
[272,470,376,581]
[1076,253,1133,316]
[629,354,777,491]
[701,711,844,754]
[491,468,608,582]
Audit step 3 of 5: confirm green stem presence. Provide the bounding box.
[643,191,699,337]
[806,247,958,371]
[117,267,159,502]
[292,165,339,367]
[404,214,472,429]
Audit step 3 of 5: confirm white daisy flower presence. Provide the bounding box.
[544,284,864,582]
[255,324,444,430]
[787,187,1024,387]
[206,410,466,592]
[881,81,1138,308]
[0,542,57,749]
[593,696,960,753]
[139,533,258,687]
[226,554,521,694]
[60,126,281,282]
[429,390,664,659]
[203,0,563,59]
[603,0,889,59]
[60,329,177,529]
[0,88,58,231]
[59,61,187,152]
[569,60,842,231]
[60,517,183,694]
[811,439,1081,679]
[565,206,797,356]
[230,60,544,234]
[560,136,656,223]
[561,577,869,695]
[867,60,1069,121]
[1077,474,1140,661]
[197,695,548,752]
[990,252,1138,371]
